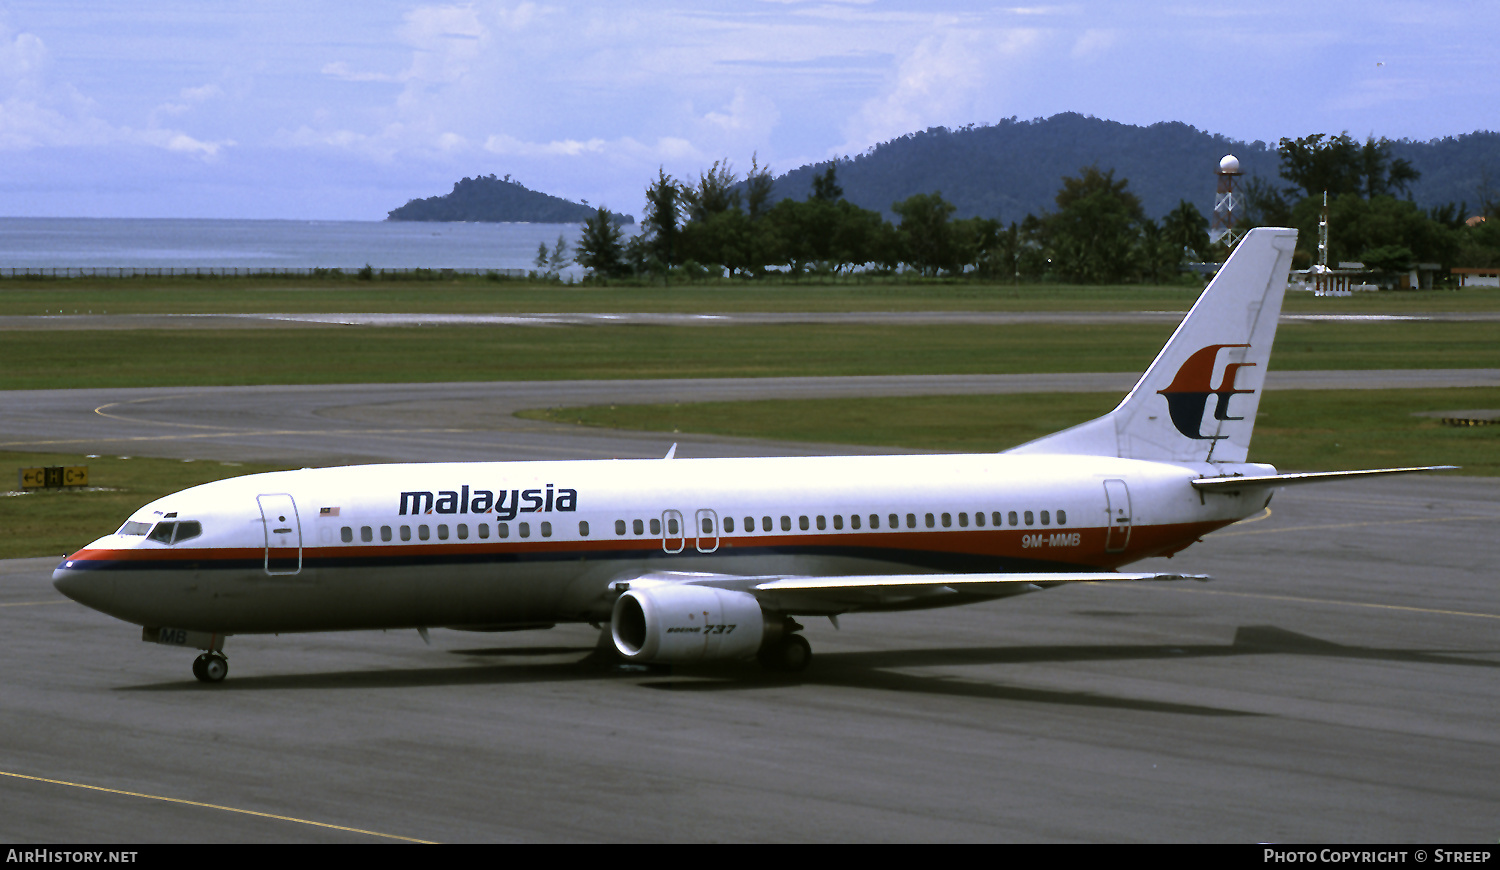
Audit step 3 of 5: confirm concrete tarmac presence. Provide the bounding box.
[1,474,1496,842]
[1,368,1498,840]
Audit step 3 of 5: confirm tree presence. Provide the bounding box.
[533,241,550,274]
[811,164,843,203]
[1045,166,1146,283]
[1161,200,1210,262]
[1277,132,1420,200]
[548,233,569,275]
[641,167,685,274]
[575,206,627,280]
[892,192,957,276]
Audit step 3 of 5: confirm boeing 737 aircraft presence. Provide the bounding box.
[53,228,1452,682]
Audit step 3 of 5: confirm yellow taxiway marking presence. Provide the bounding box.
[0,769,436,843]
[0,600,67,608]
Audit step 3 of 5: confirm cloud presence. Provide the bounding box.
[837,28,1040,156]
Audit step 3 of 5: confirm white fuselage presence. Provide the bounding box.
[52,452,1272,635]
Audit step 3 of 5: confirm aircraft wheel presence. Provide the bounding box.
[196,653,228,683]
[759,634,811,673]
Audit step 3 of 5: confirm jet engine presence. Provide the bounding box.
[610,584,773,664]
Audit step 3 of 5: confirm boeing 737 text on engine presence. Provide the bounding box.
[53,228,1454,683]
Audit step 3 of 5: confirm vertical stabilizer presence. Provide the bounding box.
[1008,227,1298,463]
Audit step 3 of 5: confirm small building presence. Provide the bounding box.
[1452,267,1500,288]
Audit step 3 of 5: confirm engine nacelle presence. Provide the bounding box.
[610,584,768,664]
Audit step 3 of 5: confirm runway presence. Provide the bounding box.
[4,369,1499,465]
[2,474,1496,842]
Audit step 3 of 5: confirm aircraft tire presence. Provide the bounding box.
[759,634,811,673]
[196,654,228,683]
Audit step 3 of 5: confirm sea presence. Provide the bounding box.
[0,217,624,277]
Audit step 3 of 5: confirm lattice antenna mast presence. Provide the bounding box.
[1317,191,1329,270]
[1210,154,1243,249]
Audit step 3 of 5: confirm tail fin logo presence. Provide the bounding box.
[1157,344,1256,440]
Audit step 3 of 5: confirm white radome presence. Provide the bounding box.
[1220,154,1241,174]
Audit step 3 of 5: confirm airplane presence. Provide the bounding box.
[52,227,1454,683]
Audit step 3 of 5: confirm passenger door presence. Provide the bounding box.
[257,493,302,575]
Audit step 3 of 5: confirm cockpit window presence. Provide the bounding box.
[117,520,153,536]
[145,520,203,545]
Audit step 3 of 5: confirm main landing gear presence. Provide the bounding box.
[192,652,229,683]
[758,632,812,673]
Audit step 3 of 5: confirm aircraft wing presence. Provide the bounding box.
[619,570,1209,615]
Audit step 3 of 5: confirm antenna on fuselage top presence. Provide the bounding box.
[663,443,677,460]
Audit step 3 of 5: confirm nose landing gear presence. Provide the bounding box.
[192,652,229,683]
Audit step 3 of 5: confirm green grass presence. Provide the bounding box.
[521,388,1500,476]
[4,274,1500,314]
[2,320,1498,390]
[0,452,296,560]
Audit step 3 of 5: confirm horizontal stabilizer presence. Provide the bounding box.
[1191,465,1459,491]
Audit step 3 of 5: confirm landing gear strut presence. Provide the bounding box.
[192,652,228,683]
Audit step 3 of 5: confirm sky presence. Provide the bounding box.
[2,1,1497,221]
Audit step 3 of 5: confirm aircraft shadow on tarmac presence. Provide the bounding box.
[114,625,1497,713]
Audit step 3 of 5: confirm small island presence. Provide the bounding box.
[386,174,633,224]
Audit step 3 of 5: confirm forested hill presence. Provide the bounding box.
[387,174,634,224]
[767,114,1500,222]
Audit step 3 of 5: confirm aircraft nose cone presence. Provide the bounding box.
[53,559,111,611]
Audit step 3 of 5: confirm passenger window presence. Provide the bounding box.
[925,513,935,529]
[381,526,392,542]
[833,515,843,530]
[615,519,627,536]
[650,518,661,536]
[799,516,809,531]
[850,515,860,530]
[1040,511,1050,526]
[992,512,1001,527]
[974,512,984,527]
[1008,511,1018,527]
[667,517,679,535]
[763,516,773,532]
[889,514,898,529]
[478,524,490,539]
[906,514,916,529]
[815,516,825,530]
[541,522,551,538]
[360,526,373,543]
[340,526,353,544]
[1057,510,1067,525]
[941,513,951,528]
[781,516,791,532]
[497,523,509,538]
[457,523,469,540]
[634,519,645,536]
[401,525,411,541]
[437,525,449,540]
[419,525,430,541]
[578,521,589,537]
[869,514,879,529]
[1024,511,1034,526]
[519,522,531,538]
[702,517,714,534]
[724,517,734,533]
